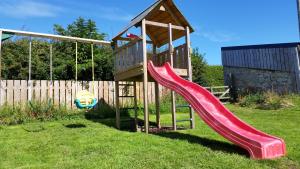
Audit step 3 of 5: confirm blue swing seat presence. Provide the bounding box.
[74,90,98,109]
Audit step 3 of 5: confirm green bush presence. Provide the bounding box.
[239,92,293,110]
[0,101,81,125]
[203,65,224,86]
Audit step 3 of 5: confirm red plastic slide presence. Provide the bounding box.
[148,61,286,159]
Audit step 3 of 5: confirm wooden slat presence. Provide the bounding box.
[20,80,27,104]
[109,81,114,106]
[65,81,72,109]
[98,81,104,104]
[40,80,47,102]
[7,80,13,105]
[71,81,76,109]
[0,80,7,105]
[54,81,59,105]
[13,80,21,105]
[103,81,109,105]
[59,81,66,107]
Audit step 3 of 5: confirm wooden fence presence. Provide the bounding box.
[0,80,171,108]
[0,80,230,108]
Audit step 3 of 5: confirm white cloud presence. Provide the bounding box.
[195,26,239,43]
[96,6,134,22]
[0,0,63,18]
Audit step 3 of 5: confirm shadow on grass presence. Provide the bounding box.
[153,132,249,157]
[84,99,137,132]
[64,123,87,128]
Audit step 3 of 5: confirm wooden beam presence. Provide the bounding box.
[142,19,149,134]
[0,28,111,46]
[163,3,182,26]
[133,81,138,131]
[114,36,153,44]
[0,31,2,104]
[153,45,161,128]
[145,20,185,31]
[115,81,120,129]
[169,23,176,131]
[186,26,195,129]
[0,31,2,81]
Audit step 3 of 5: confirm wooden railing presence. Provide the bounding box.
[204,86,231,102]
[153,44,188,69]
[115,39,143,73]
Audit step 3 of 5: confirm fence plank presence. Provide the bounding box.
[7,80,14,105]
[14,80,21,105]
[54,81,59,105]
[66,81,72,109]
[41,80,47,102]
[0,80,7,105]
[109,81,114,106]
[103,81,109,105]
[20,80,27,105]
[60,81,66,107]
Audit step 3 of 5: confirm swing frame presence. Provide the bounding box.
[0,28,110,108]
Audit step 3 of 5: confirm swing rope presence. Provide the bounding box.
[74,42,97,109]
[91,43,95,94]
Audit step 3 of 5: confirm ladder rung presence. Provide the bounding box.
[176,119,192,123]
[176,104,191,108]
[118,96,135,98]
[119,84,134,86]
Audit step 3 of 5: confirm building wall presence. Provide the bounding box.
[224,66,297,94]
[222,43,300,94]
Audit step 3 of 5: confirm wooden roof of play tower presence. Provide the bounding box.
[113,0,194,47]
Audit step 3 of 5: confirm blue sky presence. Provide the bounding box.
[0,0,299,65]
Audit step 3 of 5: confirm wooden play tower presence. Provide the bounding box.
[113,0,194,133]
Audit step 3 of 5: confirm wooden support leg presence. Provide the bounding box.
[143,78,149,134]
[155,82,160,128]
[115,81,120,129]
[189,106,195,129]
[133,82,138,131]
[171,91,176,131]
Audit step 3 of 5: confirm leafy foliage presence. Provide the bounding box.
[191,48,207,85]
[203,65,224,86]
[1,17,114,80]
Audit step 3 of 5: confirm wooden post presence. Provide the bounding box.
[133,81,138,131]
[28,39,32,101]
[153,44,160,128]
[169,23,176,131]
[142,19,149,134]
[155,82,160,128]
[186,26,195,129]
[115,81,120,129]
[0,31,2,104]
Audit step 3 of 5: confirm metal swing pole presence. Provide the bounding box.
[91,43,95,95]
[49,44,53,99]
[28,38,32,101]
[75,42,78,96]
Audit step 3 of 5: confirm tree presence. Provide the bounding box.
[191,48,208,85]
[53,17,114,80]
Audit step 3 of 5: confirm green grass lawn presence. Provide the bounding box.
[0,101,300,169]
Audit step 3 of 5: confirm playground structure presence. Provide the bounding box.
[112,0,194,133]
[0,0,287,159]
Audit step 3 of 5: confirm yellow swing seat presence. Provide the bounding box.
[74,90,98,109]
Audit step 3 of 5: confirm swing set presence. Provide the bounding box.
[0,29,111,109]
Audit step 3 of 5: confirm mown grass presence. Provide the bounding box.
[0,97,300,168]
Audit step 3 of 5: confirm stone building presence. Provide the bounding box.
[221,43,300,94]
